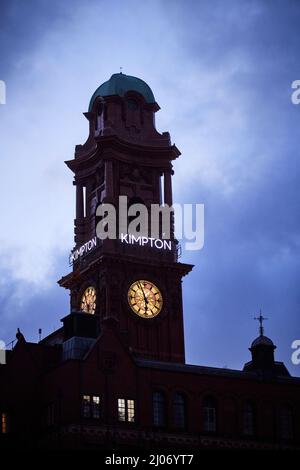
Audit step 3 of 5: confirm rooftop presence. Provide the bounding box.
[89,73,156,111]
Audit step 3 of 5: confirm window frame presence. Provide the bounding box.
[242,401,256,437]
[279,405,294,441]
[173,392,187,430]
[117,398,136,423]
[153,390,167,428]
[203,396,217,433]
[81,394,101,419]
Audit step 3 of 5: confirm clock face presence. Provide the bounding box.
[128,280,163,318]
[80,286,96,314]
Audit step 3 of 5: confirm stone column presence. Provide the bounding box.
[164,169,173,206]
[76,184,84,219]
[105,160,114,200]
[86,181,92,216]
[164,169,174,241]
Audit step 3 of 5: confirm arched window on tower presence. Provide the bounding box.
[280,406,293,440]
[203,396,217,433]
[127,98,139,111]
[125,98,141,130]
[153,391,166,428]
[173,393,186,429]
[128,196,147,235]
[243,401,255,437]
[96,103,103,131]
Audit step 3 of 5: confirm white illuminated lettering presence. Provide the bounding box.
[119,233,171,251]
[121,233,128,243]
[148,237,154,247]
[69,237,98,264]
[163,240,172,250]
[154,239,163,249]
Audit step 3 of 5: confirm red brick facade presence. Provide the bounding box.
[0,74,299,450]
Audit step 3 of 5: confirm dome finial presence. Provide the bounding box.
[254,309,268,336]
[120,66,123,74]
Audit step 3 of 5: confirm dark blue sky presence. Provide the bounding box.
[0,0,299,375]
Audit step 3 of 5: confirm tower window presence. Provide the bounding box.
[1,412,8,434]
[127,99,139,111]
[82,395,101,419]
[203,396,217,433]
[118,398,135,423]
[96,103,104,131]
[153,391,166,427]
[280,406,293,440]
[127,196,147,234]
[243,401,255,437]
[173,393,186,429]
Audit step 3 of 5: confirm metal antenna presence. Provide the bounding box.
[254,309,268,336]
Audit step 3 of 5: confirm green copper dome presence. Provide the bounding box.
[88,73,156,111]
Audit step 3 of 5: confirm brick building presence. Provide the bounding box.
[0,73,299,450]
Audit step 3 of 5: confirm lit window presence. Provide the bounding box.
[118,398,135,423]
[118,399,126,422]
[82,395,100,419]
[127,400,135,423]
[92,396,100,419]
[280,406,293,440]
[243,402,255,436]
[203,396,217,432]
[1,412,8,434]
[173,393,186,429]
[153,391,166,427]
[82,395,91,418]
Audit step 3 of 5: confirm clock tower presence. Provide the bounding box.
[2,74,299,452]
[58,73,193,363]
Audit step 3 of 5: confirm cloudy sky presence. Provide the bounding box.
[0,0,299,376]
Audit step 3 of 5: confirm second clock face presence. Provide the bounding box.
[80,286,96,314]
[128,280,163,319]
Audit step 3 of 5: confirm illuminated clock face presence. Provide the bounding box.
[128,280,163,318]
[80,286,96,314]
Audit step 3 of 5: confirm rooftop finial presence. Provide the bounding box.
[120,66,123,74]
[254,309,268,336]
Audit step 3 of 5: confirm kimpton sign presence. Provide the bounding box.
[95,196,204,251]
[69,196,204,263]
[69,233,172,265]
[70,237,97,263]
[120,233,172,250]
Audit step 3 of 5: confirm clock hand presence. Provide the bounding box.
[138,281,149,310]
[139,283,148,303]
[137,281,143,294]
